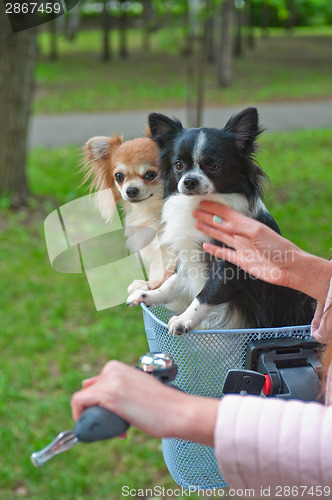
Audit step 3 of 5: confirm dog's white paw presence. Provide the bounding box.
[126,289,151,307]
[127,279,149,295]
[168,315,193,336]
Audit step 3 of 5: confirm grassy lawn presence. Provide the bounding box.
[0,128,331,499]
[33,26,332,114]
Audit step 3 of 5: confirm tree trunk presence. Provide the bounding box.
[206,0,215,63]
[66,4,80,42]
[119,0,128,59]
[246,0,255,50]
[142,0,154,52]
[234,6,243,58]
[0,20,37,207]
[260,1,270,39]
[186,36,196,128]
[217,0,234,87]
[186,0,210,128]
[195,21,209,127]
[286,0,296,33]
[49,17,58,60]
[101,0,112,61]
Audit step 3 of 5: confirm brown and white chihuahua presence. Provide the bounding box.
[82,134,175,293]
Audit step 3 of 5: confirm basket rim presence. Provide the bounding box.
[140,303,311,336]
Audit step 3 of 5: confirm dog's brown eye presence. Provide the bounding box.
[115,172,125,184]
[174,161,183,172]
[209,163,220,172]
[144,171,157,182]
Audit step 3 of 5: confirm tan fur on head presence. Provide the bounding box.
[81,134,161,221]
[112,137,159,170]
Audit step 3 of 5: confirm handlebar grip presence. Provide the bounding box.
[74,405,130,443]
[74,354,178,443]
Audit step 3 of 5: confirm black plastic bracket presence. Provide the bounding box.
[223,369,266,396]
[245,338,323,403]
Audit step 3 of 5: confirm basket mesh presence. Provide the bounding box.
[141,303,312,490]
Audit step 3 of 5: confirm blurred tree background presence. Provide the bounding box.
[1,0,332,206]
[0,1,331,499]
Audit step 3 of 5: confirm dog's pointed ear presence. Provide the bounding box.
[84,135,123,163]
[148,113,183,147]
[225,107,262,153]
[81,135,123,206]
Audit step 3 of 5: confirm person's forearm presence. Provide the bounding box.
[71,362,219,446]
[288,248,332,303]
[167,391,219,447]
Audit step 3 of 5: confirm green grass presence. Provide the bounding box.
[261,129,332,257]
[33,26,332,114]
[1,128,331,499]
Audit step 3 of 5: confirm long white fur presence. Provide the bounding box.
[123,189,173,285]
[161,192,256,329]
[94,185,117,223]
[161,192,252,282]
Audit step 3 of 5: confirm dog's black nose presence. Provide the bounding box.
[183,177,199,190]
[126,187,139,198]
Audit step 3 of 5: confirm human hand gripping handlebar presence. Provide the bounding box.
[31,353,178,467]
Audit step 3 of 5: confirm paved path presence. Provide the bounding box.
[28,99,332,149]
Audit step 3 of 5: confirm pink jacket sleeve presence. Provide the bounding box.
[214,395,332,494]
[214,276,332,495]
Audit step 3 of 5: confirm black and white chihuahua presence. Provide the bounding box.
[127,107,314,335]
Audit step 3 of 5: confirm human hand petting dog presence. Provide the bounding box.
[193,201,332,304]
